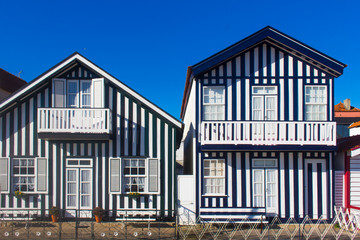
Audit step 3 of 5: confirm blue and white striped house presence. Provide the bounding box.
[0,53,182,218]
[179,26,346,221]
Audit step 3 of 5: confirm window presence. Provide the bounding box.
[203,159,225,195]
[203,86,225,120]
[109,158,159,194]
[305,86,327,120]
[123,159,146,192]
[11,158,48,193]
[53,78,102,109]
[67,80,79,108]
[80,80,92,108]
[13,158,35,192]
[252,86,277,120]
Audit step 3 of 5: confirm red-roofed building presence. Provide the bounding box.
[0,68,27,101]
[335,99,360,138]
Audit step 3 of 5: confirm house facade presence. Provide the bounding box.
[179,26,346,221]
[0,53,182,218]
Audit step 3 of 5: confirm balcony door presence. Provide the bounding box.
[252,86,278,141]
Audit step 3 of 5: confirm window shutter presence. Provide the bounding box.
[148,159,159,193]
[110,158,121,193]
[92,78,104,108]
[0,158,9,193]
[52,78,66,107]
[36,158,47,192]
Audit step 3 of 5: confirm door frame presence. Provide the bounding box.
[65,158,93,210]
[252,158,278,214]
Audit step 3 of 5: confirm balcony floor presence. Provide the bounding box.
[37,132,111,140]
[200,143,337,152]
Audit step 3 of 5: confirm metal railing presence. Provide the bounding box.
[37,108,112,134]
[0,207,359,239]
[201,121,336,146]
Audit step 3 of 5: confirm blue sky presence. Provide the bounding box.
[0,0,358,119]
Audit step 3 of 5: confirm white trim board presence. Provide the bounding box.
[0,53,182,128]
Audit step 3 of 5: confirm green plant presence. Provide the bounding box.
[93,206,104,217]
[128,192,140,198]
[49,206,60,216]
[14,190,25,198]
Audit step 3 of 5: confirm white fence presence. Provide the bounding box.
[201,121,336,146]
[37,108,112,134]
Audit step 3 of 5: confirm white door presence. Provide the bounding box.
[253,168,278,213]
[66,168,92,210]
[265,169,277,213]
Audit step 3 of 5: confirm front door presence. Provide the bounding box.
[252,159,278,214]
[65,158,93,217]
[66,168,92,210]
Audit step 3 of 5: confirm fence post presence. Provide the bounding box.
[125,210,127,240]
[75,210,78,240]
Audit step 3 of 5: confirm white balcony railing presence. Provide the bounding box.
[37,108,112,134]
[201,121,336,146]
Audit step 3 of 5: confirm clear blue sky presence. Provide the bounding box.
[1,0,359,119]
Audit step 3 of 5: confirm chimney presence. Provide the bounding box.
[344,99,351,110]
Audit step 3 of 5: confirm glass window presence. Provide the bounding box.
[123,159,146,193]
[203,159,225,194]
[305,86,327,121]
[203,86,225,120]
[67,81,79,108]
[12,158,35,192]
[81,81,92,108]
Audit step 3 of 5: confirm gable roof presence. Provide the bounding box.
[192,26,346,77]
[0,52,182,128]
[334,101,360,112]
[181,26,347,119]
[0,68,27,93]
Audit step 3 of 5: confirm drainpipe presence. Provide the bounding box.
[344,151,351,209]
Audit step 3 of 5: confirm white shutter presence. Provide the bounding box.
[52,78,66,107]
[92,78,104,108]
[110,158,121,193]
[148,159,159,193]
[36,158,47,192]
[0,158,9,193]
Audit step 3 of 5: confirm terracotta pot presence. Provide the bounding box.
[51,215,59,223]
[95,215,103,223]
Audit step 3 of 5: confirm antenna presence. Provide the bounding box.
[17,70,23,78]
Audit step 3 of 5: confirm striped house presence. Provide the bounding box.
[0,53,182,218]
[179,26,346,222]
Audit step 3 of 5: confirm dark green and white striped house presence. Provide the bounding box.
[0,53,182,218]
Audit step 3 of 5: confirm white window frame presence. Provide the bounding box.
[67,80,79,108]
[252,86,278,121]
[66,158,93,168]
[202,158,226,196]
[80,80,92,108]
[203,86,225,120]
[123,158,147,193]
[305,85,327,121]
[11,157,48,194]
[109,158,160,195]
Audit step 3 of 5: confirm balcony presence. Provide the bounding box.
[37,108,112,140]
[201,121,336,146]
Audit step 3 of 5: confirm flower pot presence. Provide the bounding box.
[51,215,59,223]
[95,215,103,223]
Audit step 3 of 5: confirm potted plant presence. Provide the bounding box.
[14,190,25,199]
[49,206,60,222]
[128,192,140,198]
[93,206,104,223]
